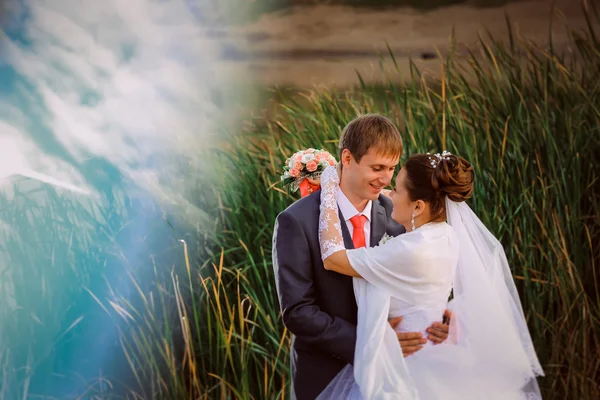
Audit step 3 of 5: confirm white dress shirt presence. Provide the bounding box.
[336,187,373,247]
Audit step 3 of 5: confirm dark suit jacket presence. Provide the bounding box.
[273,190,405,400]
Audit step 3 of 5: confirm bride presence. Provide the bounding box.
[316,151,544,399]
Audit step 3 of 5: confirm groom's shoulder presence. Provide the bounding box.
[278,190,320,220]
[377,193,394,212]
[377,193,405,235]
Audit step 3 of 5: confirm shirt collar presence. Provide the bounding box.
[336,187,372,222]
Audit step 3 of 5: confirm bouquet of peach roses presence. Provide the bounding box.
[281,148,337,198]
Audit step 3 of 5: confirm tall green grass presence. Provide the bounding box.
[2,6,599,400]
[0,178,129,398]
[0,166,220,398]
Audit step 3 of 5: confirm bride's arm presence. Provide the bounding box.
[325,251,361,277]
[318,165,362,277]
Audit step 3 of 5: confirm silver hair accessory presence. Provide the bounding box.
[426,150,451,168]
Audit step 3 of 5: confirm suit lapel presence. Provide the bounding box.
[339,209,355,250]
[370,197,386,247]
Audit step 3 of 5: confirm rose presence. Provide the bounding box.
[328,159,336,166]
[294,154,303,162]
[306,160,318,172]
[289,168,300,178]
[302,153,315,163]
[293,161,303,171]
[304,148,315,153]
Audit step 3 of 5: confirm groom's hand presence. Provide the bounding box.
[388,316,427,357]
[426,309,452,344]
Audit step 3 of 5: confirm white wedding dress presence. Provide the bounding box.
[316,166,544,400]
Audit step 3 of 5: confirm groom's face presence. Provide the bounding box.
[341,147,399,201]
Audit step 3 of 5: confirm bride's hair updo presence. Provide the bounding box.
[404,152,475,221]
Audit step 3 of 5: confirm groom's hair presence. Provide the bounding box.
[338,114,403,163]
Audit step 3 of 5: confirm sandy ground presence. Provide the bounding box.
[211,0,598,87]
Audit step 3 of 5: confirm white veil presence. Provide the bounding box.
[445,198,544,398]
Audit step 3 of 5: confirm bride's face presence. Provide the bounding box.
[390,168,414,227]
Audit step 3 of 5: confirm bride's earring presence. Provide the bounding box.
[411,212,416,231]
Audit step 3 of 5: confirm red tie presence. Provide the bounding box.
[350,215,368,249]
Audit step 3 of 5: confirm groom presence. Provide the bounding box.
[273,114,449,400]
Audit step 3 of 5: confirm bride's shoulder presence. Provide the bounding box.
[402,222,453,242]
[425,221,454,235]
[388,222,455,258]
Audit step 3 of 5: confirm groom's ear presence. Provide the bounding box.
[340,149,353,167]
